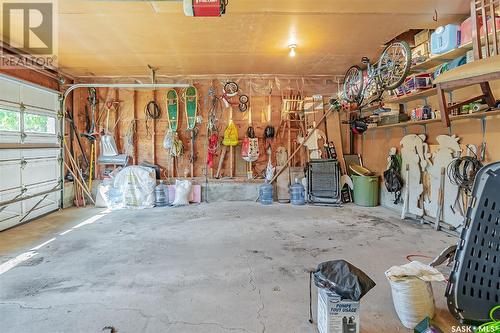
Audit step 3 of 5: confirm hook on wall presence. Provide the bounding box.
[433,9,438,22]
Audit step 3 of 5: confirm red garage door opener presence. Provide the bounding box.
[183,0,228,17]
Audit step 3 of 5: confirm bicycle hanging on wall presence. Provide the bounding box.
[342,41,412,111]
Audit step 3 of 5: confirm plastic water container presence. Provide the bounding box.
[290,178,305,205]
[259,183,273,205]
[155,180,169,207]
[431,24,460,55]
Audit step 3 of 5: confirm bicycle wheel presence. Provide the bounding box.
[343,65,363,103]
[239,94,249,104]
[377,41,411,90]
[224,82,239,97]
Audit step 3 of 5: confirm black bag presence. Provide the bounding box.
[313,260,376,301]
[383,155,403,204]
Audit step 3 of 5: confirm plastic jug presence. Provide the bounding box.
[259,183,273,205]
[290,178,306,205]
[155,180,169,207]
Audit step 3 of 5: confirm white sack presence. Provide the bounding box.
[385,261,445,329]
[172,180,192,206]
[114,166,156,209]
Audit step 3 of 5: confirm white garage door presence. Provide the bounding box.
[0,74,62,231]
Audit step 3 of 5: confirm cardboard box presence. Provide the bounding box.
[317,288,360,333]
[414,29,432,46]
[412,42,430,63]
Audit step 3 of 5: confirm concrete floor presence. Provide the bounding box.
[0,202,462,333]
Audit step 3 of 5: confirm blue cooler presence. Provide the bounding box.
[431,24,460,55]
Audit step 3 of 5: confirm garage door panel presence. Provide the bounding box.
[22,157,59,186]
[0,149,21,160]
[22,182,59,221]
[20,85,59,112]
[0,75,62,230]
[0,79,20,105]
[0,188,22,231]
[0,159,21,191]
[22,148,59,159]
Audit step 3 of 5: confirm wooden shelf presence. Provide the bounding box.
[410,29,500,72]
[411,46,471,72]
[369,109,500,130]
[385,88,437,104]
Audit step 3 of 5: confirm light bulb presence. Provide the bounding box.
[288,44,297,57]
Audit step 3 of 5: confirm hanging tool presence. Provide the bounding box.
[147,65,160,165]
[435,167,446,231]
[65,110,89,169]
[480,116,487,162]
[206,84,221,178]
[401,164,410,220]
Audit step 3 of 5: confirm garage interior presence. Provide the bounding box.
[0,1,499,332]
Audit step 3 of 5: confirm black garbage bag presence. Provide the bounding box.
[313,260,376,301]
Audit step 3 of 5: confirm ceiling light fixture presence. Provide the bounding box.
[288,44,297,57]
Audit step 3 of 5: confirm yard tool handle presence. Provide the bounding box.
[269,106,334,184]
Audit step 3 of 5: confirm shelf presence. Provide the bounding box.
[385,88,437,104]
[411,46,471,72]
[369,109,500,130]
[410,29,500,72]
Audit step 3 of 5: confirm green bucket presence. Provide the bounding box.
[352,175,380,207]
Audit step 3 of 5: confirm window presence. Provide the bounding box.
[24,113,56,134]
[0,109,21,132]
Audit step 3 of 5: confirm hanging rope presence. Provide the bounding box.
[447,148,483,195]
[145,100,161,137]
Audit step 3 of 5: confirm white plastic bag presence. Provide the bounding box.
[385,261,445,329]
[172,180,192,206]
[113,166,156,209]
[163,128,174,149]
[95,179,112,208]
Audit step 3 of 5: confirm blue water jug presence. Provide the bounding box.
[155,180,169,207]
[259,183,273,205]
[290,178,305,205]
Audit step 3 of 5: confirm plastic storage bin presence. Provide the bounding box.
[431,24,460,55]
[461,16,500,46]
[352,175,379,207]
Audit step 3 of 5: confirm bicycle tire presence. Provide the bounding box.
[377,41,412,91]
[239,94,249,104]
[224,82,239,97]
[343,65,363,104]
[238,103,248,112]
